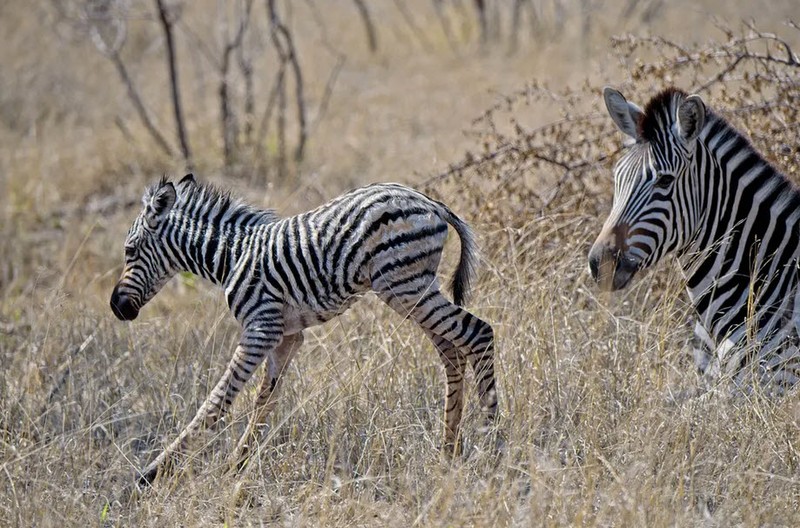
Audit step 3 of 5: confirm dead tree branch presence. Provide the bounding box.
[277,63,288,177]
[90,23,174,157]
[473,0,488,44]
[352,0,378,53]
[155,0,192,166]
[220,0,255,165]
[237,9,256,146]
[310,53,346,134]
[109,53,175,157]
[256,63,287,168]
[53,1,174,156]
[267,0,307,163]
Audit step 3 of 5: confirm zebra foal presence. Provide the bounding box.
[110,174,497,486]
[589,86,800,391]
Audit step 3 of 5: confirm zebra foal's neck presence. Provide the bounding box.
[164,181,279,286]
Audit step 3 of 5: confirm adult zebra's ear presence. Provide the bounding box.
[603,87,644,141]
[676,94,706,143]
[144,182,176,229]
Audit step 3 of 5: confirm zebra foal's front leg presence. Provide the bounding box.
[137,323,283,487]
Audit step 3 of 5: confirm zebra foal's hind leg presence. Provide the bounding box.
[234,331,304,471]
[375,278,498,456]
[424,329,467,455]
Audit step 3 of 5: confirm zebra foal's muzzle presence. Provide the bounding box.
[587,240,641,292]
[110,284,140,321]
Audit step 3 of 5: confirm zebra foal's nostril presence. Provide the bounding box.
[110,287,139,321]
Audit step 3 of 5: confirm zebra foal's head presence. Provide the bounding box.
[110,176,188,321]
[588,87,707,291]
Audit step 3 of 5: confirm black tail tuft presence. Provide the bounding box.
[441,206,478,306]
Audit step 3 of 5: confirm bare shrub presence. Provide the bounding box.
[424,22,800,228]
[49,0,340,180]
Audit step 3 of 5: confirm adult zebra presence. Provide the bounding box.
[110,175,497,486]
[589,86,800,391]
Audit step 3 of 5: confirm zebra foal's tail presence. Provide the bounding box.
[434,201,479,307]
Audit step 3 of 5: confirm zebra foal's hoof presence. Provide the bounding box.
[137,465,159,488]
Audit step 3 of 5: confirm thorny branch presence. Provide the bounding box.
[612,27,800,94]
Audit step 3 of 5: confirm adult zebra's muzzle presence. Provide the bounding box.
[587,243,641,292]
[110,286,140,321]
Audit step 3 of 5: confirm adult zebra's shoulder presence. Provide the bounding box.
[110,175,498,487]
[589,86,800,391]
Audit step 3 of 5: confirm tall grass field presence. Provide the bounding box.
[1,1,799,525]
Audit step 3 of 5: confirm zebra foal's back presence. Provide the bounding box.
[265,183,480,330]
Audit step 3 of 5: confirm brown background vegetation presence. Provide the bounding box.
[1,0,799,525]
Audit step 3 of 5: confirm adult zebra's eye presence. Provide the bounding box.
[654,173,675,190]
[125,246,136,259]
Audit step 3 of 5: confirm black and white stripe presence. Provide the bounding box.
[110,174,497,486]
[589,87,800,391]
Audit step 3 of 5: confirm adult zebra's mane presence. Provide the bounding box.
[161,176,281,225]
[636,87,792,187]
[636,86,687,143]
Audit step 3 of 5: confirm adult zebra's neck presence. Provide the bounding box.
[683,112,800,342]
[162,183,279,287]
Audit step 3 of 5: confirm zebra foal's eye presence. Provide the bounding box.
[125,246,136,259]
[654,173,675,190]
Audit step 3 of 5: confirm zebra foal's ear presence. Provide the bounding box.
[676,94,706,142]
[603,87,643,141]
[179,173,196,187]
[144,182,177,229]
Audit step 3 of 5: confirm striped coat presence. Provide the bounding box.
[589,87,800,391]
[111,175,497,486]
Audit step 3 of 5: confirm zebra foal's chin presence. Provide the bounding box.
[110,173,499,491]
[592,85,800,392]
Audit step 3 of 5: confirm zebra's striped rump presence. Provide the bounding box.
[111,175,497,487]
[591,86,800,391]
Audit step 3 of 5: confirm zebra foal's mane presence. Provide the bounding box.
[148,175,281,226]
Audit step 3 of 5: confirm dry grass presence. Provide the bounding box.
[2,1,800,526]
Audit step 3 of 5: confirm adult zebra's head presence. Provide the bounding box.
[110,176,186,320]
[588,87,707,291]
